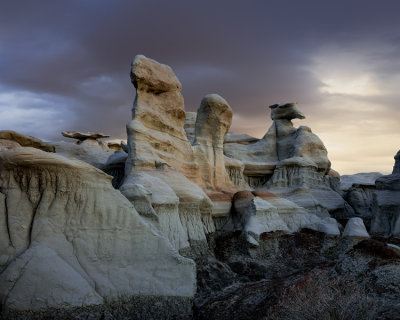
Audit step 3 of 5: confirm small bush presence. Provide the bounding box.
[267,270,378,320]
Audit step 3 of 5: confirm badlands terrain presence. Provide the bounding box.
[0,55,400,319]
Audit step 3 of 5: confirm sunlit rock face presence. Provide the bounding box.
[371,150,400,236]
[0,143,195,317]
[122,55,216,253]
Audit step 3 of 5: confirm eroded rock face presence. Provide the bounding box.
[371,152,400,236]
[0,146,195,316]
[193,94,234,191]
[122,55,215,252]
[126,55,200,183]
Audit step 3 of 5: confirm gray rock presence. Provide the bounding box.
[343,217,369,238]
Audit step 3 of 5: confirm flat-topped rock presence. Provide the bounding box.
[61,131,109,141]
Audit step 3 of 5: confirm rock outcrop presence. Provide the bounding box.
[0,146,195,317]
[121,55,215,252]
[0,130,55,152]
[51,131,117,170]
[371,150,400,236]
[343,217,369,238]
[4,54,397,319]
[192,94,234,191]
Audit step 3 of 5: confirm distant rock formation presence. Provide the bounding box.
[371,150,400,236]
[394,150,400,174]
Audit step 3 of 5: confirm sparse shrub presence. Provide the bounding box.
[267,270,378,320]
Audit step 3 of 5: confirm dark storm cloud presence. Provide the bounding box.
[0,0,399,172]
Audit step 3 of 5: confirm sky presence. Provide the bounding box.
[0,0,399,174]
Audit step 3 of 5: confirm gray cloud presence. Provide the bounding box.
[0,0,399,172]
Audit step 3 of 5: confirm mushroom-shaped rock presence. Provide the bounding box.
[193,94,234,190]
[0,130,54,152]
[61,131,109,141]
[343,217,369,238]
[269,102,305,120]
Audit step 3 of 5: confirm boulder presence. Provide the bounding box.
[342,217,369,238]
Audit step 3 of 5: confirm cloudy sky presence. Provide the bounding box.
[1,0,399,174]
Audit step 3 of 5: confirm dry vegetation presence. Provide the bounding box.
[267,270,378,320]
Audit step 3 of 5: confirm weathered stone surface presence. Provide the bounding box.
[51,139,115,170]
[345,184,376,228]
[229,190,340,237]
[223,126,277,179]
[371,152,400,237]
[184,112,197,145]
[341,172,383,191]
[0,130,55,152]
[125,55,200,183]
[0,147,195,314]
[343,217,369,238]
[61,131,109,141]
[193,94,234,191]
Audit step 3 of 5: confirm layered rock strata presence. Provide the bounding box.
[121,55,216,252]
[0,145,195,317]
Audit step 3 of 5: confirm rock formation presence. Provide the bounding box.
[192,94,234,191]
[121,55,215,253]
[2,54,399,319]
[0,144,195,318]
[223,102,353,219]
[51,131,116,170]
[371,150,400,236]
[343,217,370,238]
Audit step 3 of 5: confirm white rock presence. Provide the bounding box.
[0,147,196,312]
[343,217,370,238]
